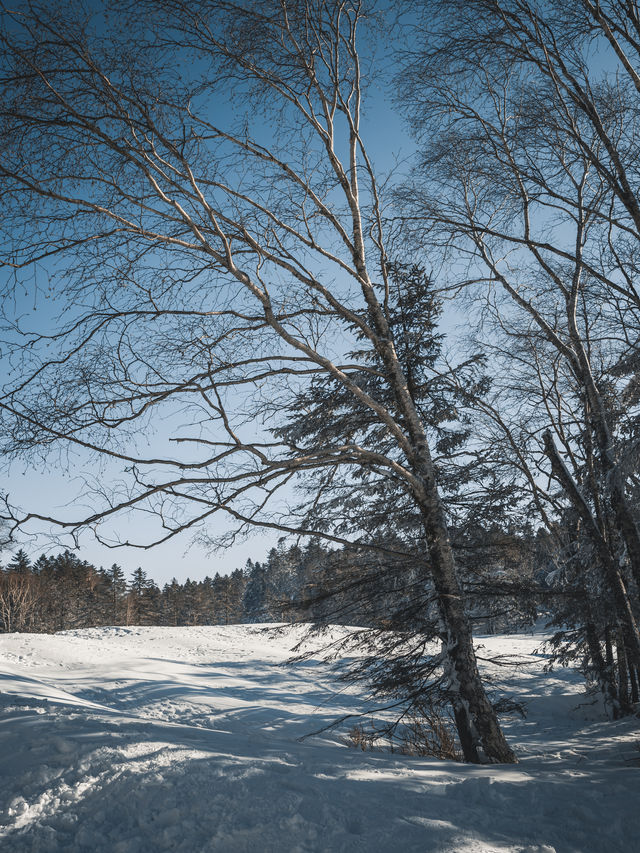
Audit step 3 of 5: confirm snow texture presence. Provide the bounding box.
[0,624,637,852]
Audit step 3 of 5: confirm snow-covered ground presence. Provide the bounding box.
[0,625,637,853]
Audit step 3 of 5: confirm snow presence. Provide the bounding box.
[0,624,637,852]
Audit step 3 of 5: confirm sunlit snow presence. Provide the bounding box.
[0,625,637,852]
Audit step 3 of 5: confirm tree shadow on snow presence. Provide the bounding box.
[0,695,635,853]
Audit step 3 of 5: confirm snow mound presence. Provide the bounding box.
[0,625,637,852]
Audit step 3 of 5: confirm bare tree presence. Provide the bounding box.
[399,0,640,698]
[0,570,39,632]
[0,0,515,762]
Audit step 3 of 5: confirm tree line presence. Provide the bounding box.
[1,528,544,635]
[0,547,246,633]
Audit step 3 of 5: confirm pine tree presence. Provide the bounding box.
[7,549,31,574]
[163,579,183,626]
[106,564,127,625]
[242,560,268,623]
[127,568,160,625]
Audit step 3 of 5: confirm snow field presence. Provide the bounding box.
[0,624,637,852]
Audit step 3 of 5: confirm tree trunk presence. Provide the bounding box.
[542,432,640,669]
[616,627,630,709]
[609,479,640,593]
[605,624,615,687]
[418,499,517,764]
[628,660,639,705]
[585,622,623,719]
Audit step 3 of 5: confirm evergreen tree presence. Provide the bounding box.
[243,560,268,622]
[7,549,31,574]
[162,579,183,627]
[127,568,160,625]
[105,564,127,625]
